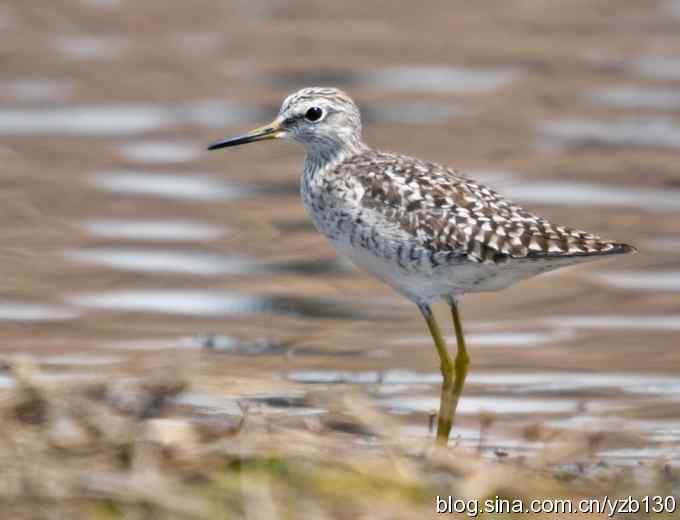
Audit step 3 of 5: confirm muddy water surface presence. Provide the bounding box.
[0,0,679,464]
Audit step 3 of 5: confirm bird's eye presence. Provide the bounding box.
[304,106,324,122]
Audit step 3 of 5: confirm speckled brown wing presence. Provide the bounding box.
[343,150,635,264]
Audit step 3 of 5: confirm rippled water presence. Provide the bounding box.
[363,65,520,94]
[590,86,680,110]
[504,181,680,212]
[273,65,520,94]
[0,0,679,463]
[591,271,680,291]
[538,118,680,150]
[0,301,79,322]
[92,171,256,200]
[0,101,268,136]
[0,79,75,102]
[0,105,170,135]
[65,248,250,276]
[58,35,128,61]
[119,141,200,164]
[632,55,680,81]
[81,218,225,241]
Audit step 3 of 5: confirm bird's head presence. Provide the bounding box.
[208,87,365,157]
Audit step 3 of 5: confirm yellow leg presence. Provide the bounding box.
[447,298,470,431]
[418,304,455,445]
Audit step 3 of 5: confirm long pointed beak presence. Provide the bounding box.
[207,120,283,151]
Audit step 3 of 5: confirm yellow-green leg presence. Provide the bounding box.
[447,298,470,433]
[419,300,470,446]
[418,303,455,445]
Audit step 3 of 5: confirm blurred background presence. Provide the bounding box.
[0,0,679,463]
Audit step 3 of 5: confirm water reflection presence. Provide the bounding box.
[119,141,200,164]
[0,375,13,390]
[632,55,680,81]
[392,329,573,348]
[65,247,350,276]
[176,100,271,129]
[174,391,325,417]
[0,106,170,136]
[382,395,580,415]
[0,301,79,321]
[58,35,127,61]
[0,79,75,102]
[80,0,123,8]
[402,423,547,457]
[39,354,123,366]
[81,218,225,241]
[67,290,400,320]
[263,257,353,275]
[590,86,680,110]
[68,290,260,317]
[591,271,680,291]
[544,314,680,331]
[92,171,255,201]
[272,219,317,234]
[549,416,680,442]
[274,65,519,94]
[538,118,680,150]
[284,369,680,396]
[65,248,251,276]
[365,103,464,125]
[643,237,680,253]
[0,372,99,390]
[106,334,287,355]
[284,371,382,384]
[598,447,680,461]
[365,65,519,93]
[664,0,680,17]
[0,101,268,136]
[504,180,680,212]
[469,371,680,395]
[173,392,243,415]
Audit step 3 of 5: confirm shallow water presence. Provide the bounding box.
[81,218,225,241]
[590,86,680,110]
[591,271,680,292]
[118,141,200,164]
[65,248,251,276]
[0,106,170,135]
[392,329,574,348]
[283,368,680,396]
[363,65,520,94]
[273,65,519,94]
[538,118,680,150]
[542,314,680,332]
[0,301,79,322]
[382,395,581,415]
[0,0,679,463]
[0,79,75,102]
[504,181,680,212]
[632,55,680,81]
[92,171,256,200]
[58,35,128,61]
[68,290,399,320]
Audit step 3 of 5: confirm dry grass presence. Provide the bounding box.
[0,360,675,519]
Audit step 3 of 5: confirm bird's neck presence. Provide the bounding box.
[303,137,368,178]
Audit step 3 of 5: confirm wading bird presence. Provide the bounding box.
[208,87,635,444]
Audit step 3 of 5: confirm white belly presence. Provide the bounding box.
[334,240,484,303]
[333,238,586,304]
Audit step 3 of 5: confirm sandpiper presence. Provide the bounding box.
[208,87,636,445]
